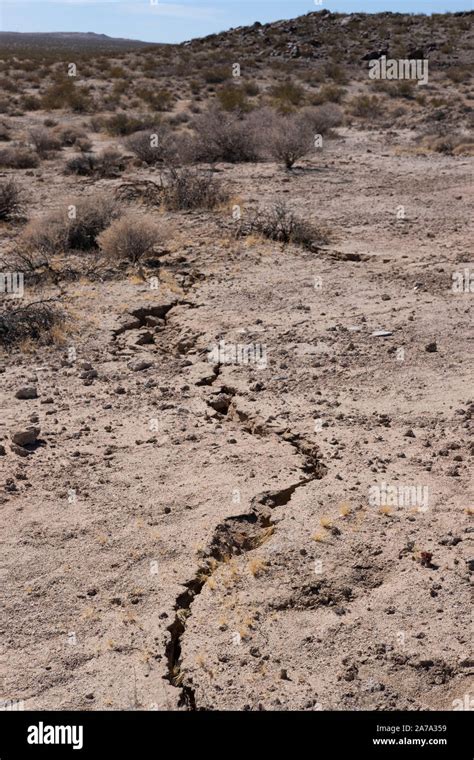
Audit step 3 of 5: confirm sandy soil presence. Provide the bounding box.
[1,125,473,711]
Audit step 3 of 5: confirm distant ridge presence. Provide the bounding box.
[0,31,156,55]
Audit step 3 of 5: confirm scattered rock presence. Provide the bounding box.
[12,427,40,447]
[15,387,38,400]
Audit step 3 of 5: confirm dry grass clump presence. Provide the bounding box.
[161,167,229,211]
[97,213,165,263]
[20,194,118,256]
[0,145,39,169]
[0,300,64,348]
[236,202,329,250]
[420,132,474,155]
[0,180,24,221]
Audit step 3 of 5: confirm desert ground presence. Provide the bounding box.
[0,11,473,711]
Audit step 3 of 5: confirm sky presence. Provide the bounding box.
[1,0,471,43]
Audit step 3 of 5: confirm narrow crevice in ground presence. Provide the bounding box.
[164,444,326,709]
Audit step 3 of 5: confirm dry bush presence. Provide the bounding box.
[311,85,346,105]
[0,121,10,141]
[0,145,39,168]
[236,202,329,250]
[135,86,173,112]
[0,179,24,221]
[105,112,154,136]
[192,107,262,163]
[21,95,42,112]
[420,132,474,155]
[53,124,89,147]
[266,112,314,169]
[42,77,91,112]
[0,300,64,348]
[216,85,250,112]
[20,194,118,255]
[97,214,164,263]
[204,66,230,84]
[446,66,471,84]
[301,104,343,134]
[125,126,177,166]
[161,167,229,211]
[270,79,305,111]
[349,94,382,118]
[29,127,61,158]
[65,149,125,177]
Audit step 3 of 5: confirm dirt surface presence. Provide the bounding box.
[1,123,472,711]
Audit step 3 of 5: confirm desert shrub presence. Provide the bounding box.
[0,121,10,141]
[42,77,91,112]
[204,66,230,84]
[161,167,228,210]
[105,112,153,136]
[244,81,260,97]
[270,79,305,111]
[0,179,24,221]
[324,62,348,85]
[20,194,118,254]
[446,66,471,84]
[29,127,61,158]
[0,76,16,93]
[21,95,42,111]
[311,85,346,105]
[350,94,382,118]
[65,149,124,177]
[192,108,262,163]
[393,81,415,99]
[0,145,39,168]
[76,137,93,152]
[217,85,250,112]
[125,126,177,165]
[301,104,343,134]
[0,300,64,348]
[267,112,314,169]
[97,214,163,263]
[135,87,173,111]
[236,202,329,250]
[53,125,89,147]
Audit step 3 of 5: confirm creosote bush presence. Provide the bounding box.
[267,112,314,169]
[0,145,39,168]
[0,300,64,348]
[0,179,24,221]
[65,149,125,177]
[192,107,262,163]
[236,202,329,250]
[29,127,61,158]
[161,167,229,211]
[125,126,177,166]
[97,214,164,263]
[41,77,91,112]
